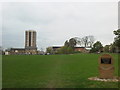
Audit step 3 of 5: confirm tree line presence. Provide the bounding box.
[47,29,120,54]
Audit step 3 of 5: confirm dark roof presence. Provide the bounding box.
[52,47,61,49]
[11,48,25,50]
[52,46,85,49]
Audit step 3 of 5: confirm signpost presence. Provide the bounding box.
[98,54,114,79]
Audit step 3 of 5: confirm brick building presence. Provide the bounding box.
[50,46,90,53]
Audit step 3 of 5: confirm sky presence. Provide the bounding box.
[1,1,118,51]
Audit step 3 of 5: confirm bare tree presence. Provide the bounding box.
[88,35,95,48]
[81,36,89,47]
[74,37,82,46]
[74,36,95,48]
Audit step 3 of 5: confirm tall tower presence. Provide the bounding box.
[25,30,37,50]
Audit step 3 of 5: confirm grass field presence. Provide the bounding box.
[2,53,119,88]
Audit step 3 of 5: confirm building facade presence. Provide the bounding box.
[25,30,37,54]
[25,30,37,49]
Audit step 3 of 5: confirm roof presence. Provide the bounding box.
[52,46,85,49]
[52,47,61,49]
[11,48,25,50]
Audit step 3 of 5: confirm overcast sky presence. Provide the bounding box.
[1,1,118,50]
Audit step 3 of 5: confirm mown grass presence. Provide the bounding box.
[2,53,119,88]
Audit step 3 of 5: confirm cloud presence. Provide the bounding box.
[2,2,118,50]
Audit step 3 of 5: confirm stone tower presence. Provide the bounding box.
[25,30,37,54]
[25,30,37,50]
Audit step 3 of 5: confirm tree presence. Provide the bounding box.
[88,35,95,48]
[68,38,77,48]
[56,48,62,54]
[57,38,76,54]
[90,41,103,53]
[103,45,110,52]
[64,40,69,47]
[58,46,68,54]
[67,46,74,54]
[81,36,89,47]
[109,43,117,53]
[61,46,68,54]
[113,29,120,51]
[74,36,95,47]
[46,47,53,54]
[74,37,82,46]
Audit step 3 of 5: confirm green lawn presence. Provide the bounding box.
[2,53,119,88]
